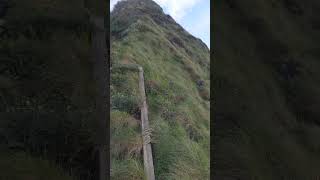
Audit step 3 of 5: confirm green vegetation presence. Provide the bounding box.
[214,0,320,179]
[111,0,210,179]
[110,110,145,180]
[110,67,144,179]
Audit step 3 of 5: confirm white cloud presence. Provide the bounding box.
[153,0,202,21]
[110,0,202,21]
[187,10,210,47]
[110,0,122,11]
[110,0,140,11]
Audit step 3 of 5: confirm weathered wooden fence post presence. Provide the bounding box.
[138,66,155,180]
[111,64,155,179]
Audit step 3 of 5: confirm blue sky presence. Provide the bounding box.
[110,0,210,48]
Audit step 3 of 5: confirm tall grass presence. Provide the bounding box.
[111,69,145,179]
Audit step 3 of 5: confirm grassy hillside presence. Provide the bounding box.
[110,0,210,179]
[213,0,320,179]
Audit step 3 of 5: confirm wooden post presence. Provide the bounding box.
[111,64,155,179]
[138,66,155,180]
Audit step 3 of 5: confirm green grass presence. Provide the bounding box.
[110,70,145,180]
[111,158,145,180]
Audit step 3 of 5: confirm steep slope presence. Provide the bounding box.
[110,0,210,179]
[214,0,320,179]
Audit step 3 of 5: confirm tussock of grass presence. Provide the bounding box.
[111,158,145,180]
[111,110,143,159]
